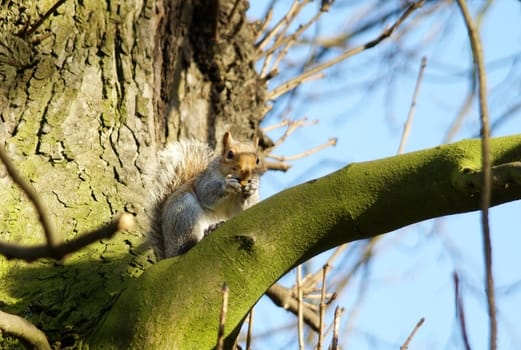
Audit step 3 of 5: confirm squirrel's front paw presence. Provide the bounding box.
[225,175,242,193]
[242,178,258,196]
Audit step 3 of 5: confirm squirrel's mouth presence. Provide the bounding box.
[239,178,251,186]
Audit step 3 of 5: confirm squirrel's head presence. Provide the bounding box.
[221,132,260,186]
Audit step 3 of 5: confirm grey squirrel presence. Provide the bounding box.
[148,132,261,259]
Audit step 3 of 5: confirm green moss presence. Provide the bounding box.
[0,233,148,348]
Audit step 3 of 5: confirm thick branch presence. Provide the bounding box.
[0,310,51,350]
[90,135,521,349]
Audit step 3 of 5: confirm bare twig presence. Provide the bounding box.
[19,0,68,37]
[268,72,325,101]
[266,284,321,331]
[246,308,254,350]
[267,0,425,100]
[0,214,133,261]
[398,57,427,154]
[317,264,329,350]
[454,273,472,350]
[256,8,273,42]
[267,0,303,51]
[0,310,51,350]
[272,117,318,149]
[334,239,380,345]
[263,118,335,171]
[260,8,325,78]
[265,247,342,332]
[330,306,343,350]
[227,0,241,22]
[0,145,57,248]
[273,12,322,63]
[262,119,291,133]
[456,2,496,350]
[216,282,229,350]
[296,265,304,350]
[263,160,291,172]
[255,0,301,53]
[400,317,425,350]
[269,2,318,58]
[320,0,334,12]
[268,137,337,162]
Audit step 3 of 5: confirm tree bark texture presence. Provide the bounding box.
[0,0,264,347]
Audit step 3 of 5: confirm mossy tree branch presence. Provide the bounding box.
[90,134,521,349]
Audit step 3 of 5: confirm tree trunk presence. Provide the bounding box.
[0,0,263,347]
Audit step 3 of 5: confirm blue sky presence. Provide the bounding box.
[246,1,521,349]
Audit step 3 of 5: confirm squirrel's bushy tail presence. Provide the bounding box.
[145,139,215,259]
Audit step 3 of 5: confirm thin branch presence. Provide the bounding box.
[320,0,334,12]
[266,251,341,334]
[0,145,57,248]
[267,0,425,100]
[269,3,319,58]
[454,273,472,350]
[260,8,325,78]
[268,137,337,162]
[273,11,322,61]
[330,306,343,350]
[317,264,329,350]
[400,317,425,350]
[263,118,335,171]
[266,284,321,331]
[296,265,304,350]
[262,119,291,133]
[227,0,241,23]
[268,72,325,101]
[255,7,273,42]
[456,2,496,350]
[263,160,291,172]
[0,214,133,261]
[245,309,253,350]
[255,0,301,53]
[398,56,427,154]
[19,0,68,37]
[272,117,318,149]
[216,282,229,350]
[0,310,51,350]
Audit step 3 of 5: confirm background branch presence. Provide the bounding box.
[456,1,496,349]
[267,0,425,100]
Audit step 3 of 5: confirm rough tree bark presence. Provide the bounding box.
[1,0,263,348]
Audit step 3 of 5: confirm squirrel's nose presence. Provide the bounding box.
[240,170,252,186]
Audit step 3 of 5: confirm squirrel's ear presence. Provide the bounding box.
[222,132,233,150]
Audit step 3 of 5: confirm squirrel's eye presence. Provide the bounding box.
[227,150,235,159]
[256,157,260,165]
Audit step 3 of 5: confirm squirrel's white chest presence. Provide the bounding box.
[193,195,243,239]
